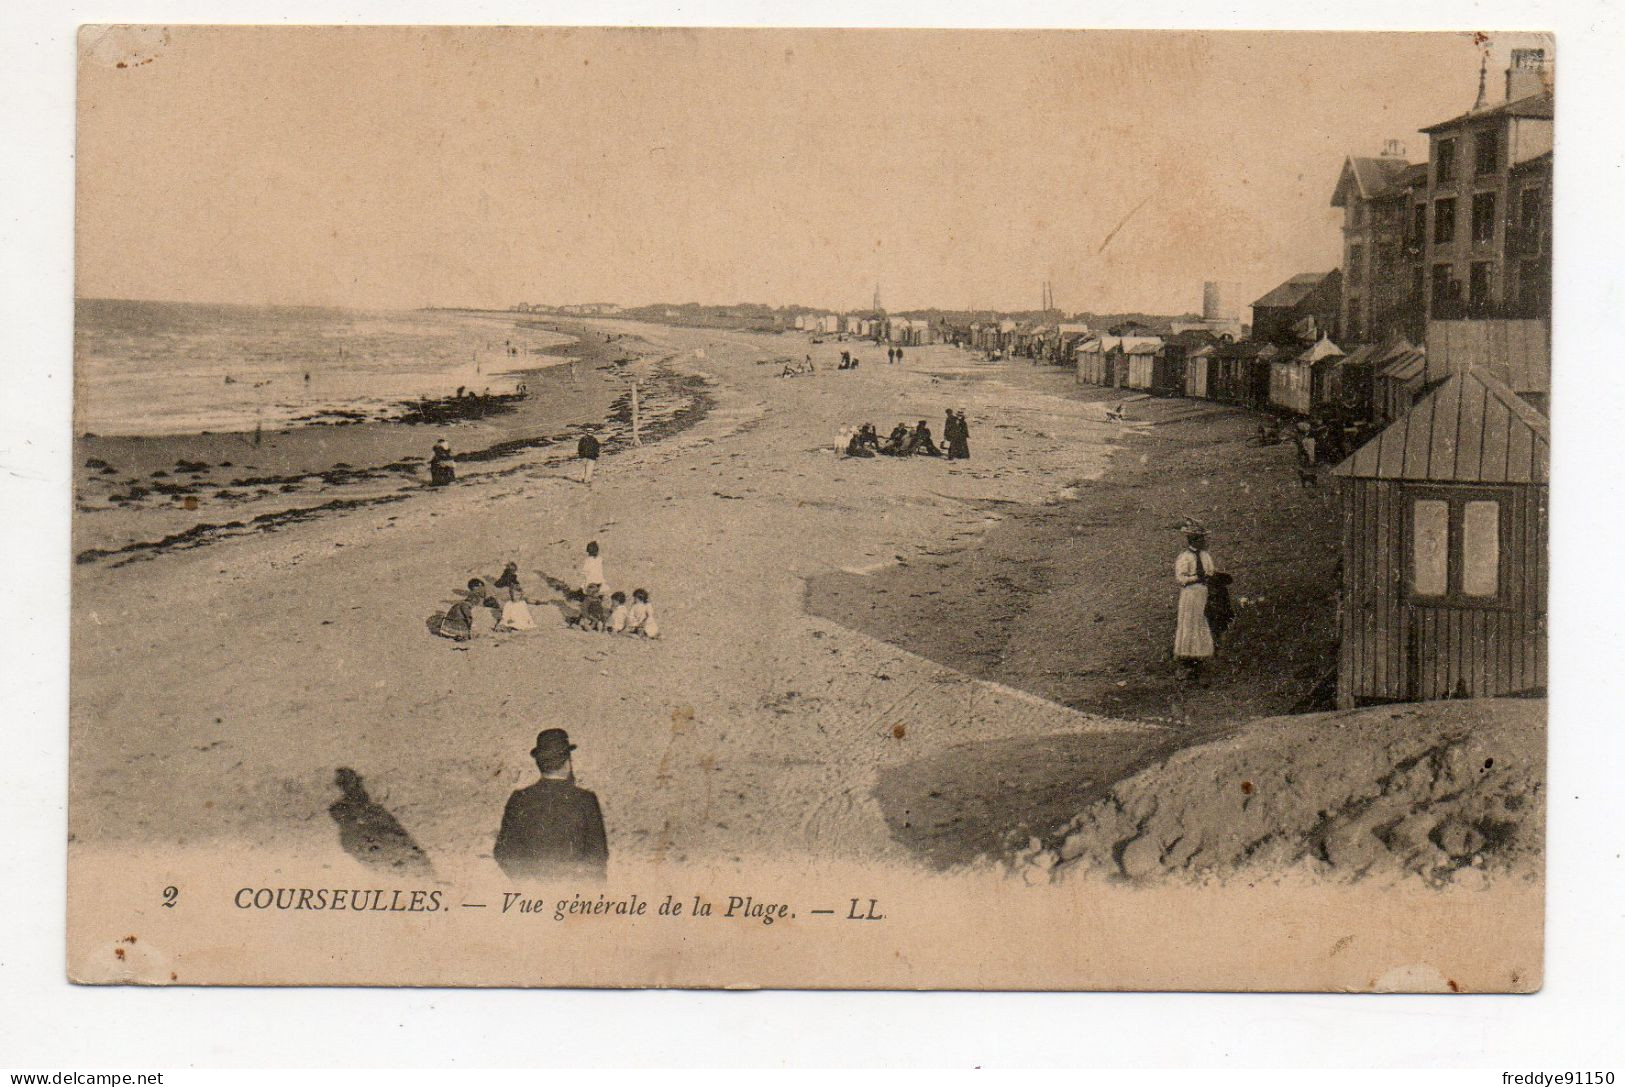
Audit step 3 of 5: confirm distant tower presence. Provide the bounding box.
[1202,281,1240,322]
[1472,50,1490,111]
[873,284,883,313]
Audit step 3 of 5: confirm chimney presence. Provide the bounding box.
[1506,47,1549,102]
[1381,139,1406,158]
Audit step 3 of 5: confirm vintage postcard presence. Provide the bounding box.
[69,26,1549,990]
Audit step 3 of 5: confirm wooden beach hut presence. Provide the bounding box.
[1374,345,1427,424]
[1075,336,1114,385]
[1183,343,1217,399]
[1120,337,1167,391]
[1212,341,1276,406]
[1332,367,1548,706]
[1270,335,1344,416]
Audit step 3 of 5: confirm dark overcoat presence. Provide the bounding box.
[493,779,608,879]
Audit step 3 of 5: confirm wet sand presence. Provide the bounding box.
[72,321,686,563]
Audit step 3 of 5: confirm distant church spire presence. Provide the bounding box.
[873,283,882,312]
[1472,50,1489,110]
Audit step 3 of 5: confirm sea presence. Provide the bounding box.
[74,299,574,438]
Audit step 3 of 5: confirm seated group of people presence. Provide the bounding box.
[431,562,538,641]
[836,350,862,370]
[842,410,971,460]
[563,540,659,638]
[430,544,660,643]
[780,355,816,377]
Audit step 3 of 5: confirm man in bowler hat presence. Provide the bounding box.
[493,729,608,880]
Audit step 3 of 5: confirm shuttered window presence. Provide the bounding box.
[1462,500,1500,597]
[1407,488,1513,607]
[1412,499,1450,597]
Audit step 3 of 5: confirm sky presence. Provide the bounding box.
[75,27,1552,315]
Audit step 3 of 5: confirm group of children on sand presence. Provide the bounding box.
[430,541,659,644]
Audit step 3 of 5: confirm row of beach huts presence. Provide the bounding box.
[790,312,938,345]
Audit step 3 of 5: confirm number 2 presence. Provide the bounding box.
[162,886,178,909]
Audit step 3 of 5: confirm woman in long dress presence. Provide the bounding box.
[1173,526,1218,683]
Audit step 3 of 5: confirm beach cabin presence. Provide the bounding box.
[1270,336,1344,415]
[1183,343,1217,399]
[1425,318,1550,416]
[1212,341,1277,406]
[1120,337,1166,391]
[1332,367,1547,706]
[1336,336,1413,423]
[1371,343,1427,424]
[1075,336,1110,385]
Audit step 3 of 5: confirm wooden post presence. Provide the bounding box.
[632,381,642,445]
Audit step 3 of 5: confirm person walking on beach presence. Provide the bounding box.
[576,429,601,485]
[1173,521,1219,685]
[493,729,609,881]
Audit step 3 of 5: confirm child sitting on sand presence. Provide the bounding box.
[493,562,537,631]
[571,585,608,632]
[606,591,629,634]
[434,578,491,641]
[626,588,660,639]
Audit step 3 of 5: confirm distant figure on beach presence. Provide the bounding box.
[433,578,492,642]
[1173,521,1219,685]
[493,729,608,881]
[805,354,815,372]
[879,423,910,456]
[896,346,905,363]
[907,419,942,457]
[844,423,878,458]
[577,430,601,485]
[494,562,537,631]
[953,410,971,459]
[429,438,456,486]
[626,588,659,638]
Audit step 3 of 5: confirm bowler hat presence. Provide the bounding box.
[531,728,577,761]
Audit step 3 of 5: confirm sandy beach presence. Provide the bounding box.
[68,319,1534,882]
[71,321,1142,869]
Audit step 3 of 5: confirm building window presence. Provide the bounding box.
[1435,137,1457,185]
[1431,264,1454,310]
[1346,297,1362,341]
[1351,203,1365,228]
[1475,129,1500,175]
[1412,203,1428,248]
[1469,261,1493,310]
[1407,488,1512,606]
[1518,186,1543,253]
[1471,191,1497,243]
[1434,197,1456,244]
[1348,244,1364,276]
